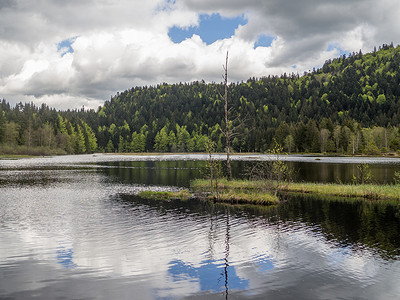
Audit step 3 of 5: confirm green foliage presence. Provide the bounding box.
[105,139,114,152]
[75,124,86,154]
[284,135,294,153]
[87,45,400,153]
[130,131,146,152]
[154,126,169,152]
[352,163,373,184]
[282,181,400,200]
[394,171,400,184]
[176,125,190,152]
[2,44,400,155]
[376,94,386,105]
[0,111,5,143]
[191,179,279,205]
[364,140,381,155]
[267,141,294,190]
[82,121,97,153]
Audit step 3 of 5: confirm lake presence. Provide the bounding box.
[1,154,400,299]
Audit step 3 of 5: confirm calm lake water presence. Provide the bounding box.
[1,154,400,299]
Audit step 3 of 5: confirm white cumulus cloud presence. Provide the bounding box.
[0,0,399,109]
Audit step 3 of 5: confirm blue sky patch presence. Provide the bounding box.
[168,13,247,45]
[57,37,77,57]
[327,43,349,56]
[167,259,248,292]
[156,0,176,12]
[254,34,275,49]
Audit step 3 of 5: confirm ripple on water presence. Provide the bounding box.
[1,159,400,299]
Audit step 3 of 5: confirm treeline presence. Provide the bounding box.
[93,43,400,154]
[0,101,97,155]
[274,119,399,154]
[1,43,400,155]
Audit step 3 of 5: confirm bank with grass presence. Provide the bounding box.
[191,179,280,205]
[281,182,400,200]
[191,179,400,203]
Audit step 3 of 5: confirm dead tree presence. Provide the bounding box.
[223,51,232,181]
[219,51,248,180]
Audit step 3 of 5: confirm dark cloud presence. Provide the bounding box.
[180,0,396,63]
[0,0,15,10]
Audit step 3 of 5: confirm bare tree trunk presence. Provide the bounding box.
[384,129,388,149]
[224,51,232,181]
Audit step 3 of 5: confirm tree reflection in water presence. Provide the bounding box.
[224,208,230,299]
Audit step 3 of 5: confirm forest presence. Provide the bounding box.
[1,43,400,156]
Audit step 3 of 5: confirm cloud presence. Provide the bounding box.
[0,0,399,109]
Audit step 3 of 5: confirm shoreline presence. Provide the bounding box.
[190,179,400,204]
[2,152,400,163]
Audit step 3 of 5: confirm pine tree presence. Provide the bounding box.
[154,126,169,152]
[75,124,86,154]
[82,121,97,153]
[0,111,6,143]
[105,139,114,152]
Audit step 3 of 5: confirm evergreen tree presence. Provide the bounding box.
[75,124,86,153]
[105,139,114,152]
[0,111,7,143]
[82,121,97,153]
[154,126,169,152]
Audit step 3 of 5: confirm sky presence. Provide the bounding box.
[0,0,399,110]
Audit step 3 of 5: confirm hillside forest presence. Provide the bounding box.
[1,43,400,156]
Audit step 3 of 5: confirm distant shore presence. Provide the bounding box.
[2,152,400,168]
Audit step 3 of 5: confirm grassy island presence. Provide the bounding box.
[137,179,399,206]
[280,182,400,200]
[191,179,280,205]
[191,179,400,203]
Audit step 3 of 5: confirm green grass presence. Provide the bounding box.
[138,190,191,201]
[192,178,265,190]
[191,178,400,201]
[191,179,279,205]
[282,182,400,200]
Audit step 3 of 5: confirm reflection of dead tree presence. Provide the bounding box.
[207,203,217,262]
[224,208,230,300]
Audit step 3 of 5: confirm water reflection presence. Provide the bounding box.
[95,159,400,186]
[1,159,400,299]
[289,161,400,184]
[99,161,206,187]
[167,258,248,295]
[57,247,77,269]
